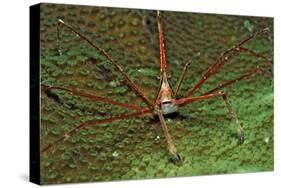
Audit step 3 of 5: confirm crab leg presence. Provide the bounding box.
[184,28,270,98]
[41,108,152,152]
[41,84,145,111]
[57,19,154,108]
[175,92,243,143]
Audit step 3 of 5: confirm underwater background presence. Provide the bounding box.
[39,3,273,184]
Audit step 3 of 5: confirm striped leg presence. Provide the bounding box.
[156,110,180,162]
[57,19,154,108]
[174,92,244,143]
[41,84,145,111]
[42,109,152,153]
[184,28,270,98]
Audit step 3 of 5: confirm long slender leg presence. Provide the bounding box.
[201,65,272,96]
[222,94,244,144]
[57,19,154,108]
[156,110,180,162]
[174,92,225,105]
[175,92,243,143]
[42,109,152,152]
[184,27,270,98]
[202,66,261,95]
[174,53,200,96]
[239,47,273,65]
[41,84,145,111]
[174,61,192,96]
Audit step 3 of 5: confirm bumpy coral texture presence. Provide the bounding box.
[40,4,273,184]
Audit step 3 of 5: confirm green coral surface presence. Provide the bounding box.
[39,3,273,184]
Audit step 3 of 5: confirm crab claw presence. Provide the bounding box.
[168,152,181,163]
[237,130,244,144]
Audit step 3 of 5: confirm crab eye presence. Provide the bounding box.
[167,73,172,79]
